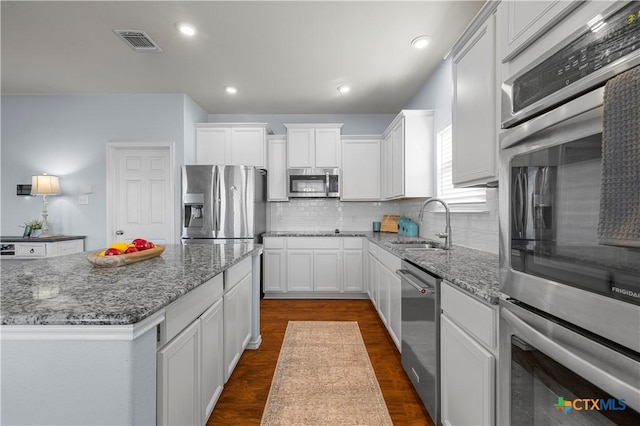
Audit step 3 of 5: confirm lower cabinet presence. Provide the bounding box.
[440,281,497,426]
[367,242,401,351]
[158,257,253,426]
[263,237,364,297]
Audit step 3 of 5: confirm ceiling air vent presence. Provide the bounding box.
[113,30,162,53]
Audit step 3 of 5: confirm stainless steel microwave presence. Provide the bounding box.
[287,168,339,198]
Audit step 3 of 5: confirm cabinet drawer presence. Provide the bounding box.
[165,274,223,343]
[15,244,46,257]
[225,256,252,290]
[343,238,363,250]
[57,240,84,255]
[441,282,497,349]
[378,248,401,273]
[287,237,340,250]
[264,238,285,249]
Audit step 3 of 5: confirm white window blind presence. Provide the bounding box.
[436,125,486,204]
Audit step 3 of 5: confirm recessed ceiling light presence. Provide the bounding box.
[337,85,351,94]
[411,35,431,49]
[225,86,238,94]
[176,22,196,36]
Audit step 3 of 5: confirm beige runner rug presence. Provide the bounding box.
[261,321,393,426]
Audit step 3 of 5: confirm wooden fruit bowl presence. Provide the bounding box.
[87,244,165,267]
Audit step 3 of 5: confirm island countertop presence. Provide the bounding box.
[1,242,261,326]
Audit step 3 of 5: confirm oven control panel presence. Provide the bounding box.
[513,1,640,113]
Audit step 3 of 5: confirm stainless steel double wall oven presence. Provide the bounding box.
[499,2,640,425]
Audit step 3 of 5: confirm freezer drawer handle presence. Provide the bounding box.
[396,269,432,294]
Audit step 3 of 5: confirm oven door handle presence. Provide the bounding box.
[396,269,434,295]
[502,307,640,412]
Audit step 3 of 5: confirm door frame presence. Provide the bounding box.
[106,141,176,245]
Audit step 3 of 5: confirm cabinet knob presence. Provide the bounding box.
[29,248,35,253]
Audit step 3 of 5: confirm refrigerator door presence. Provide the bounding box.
[216,166,255,239]
[182,165,215,238]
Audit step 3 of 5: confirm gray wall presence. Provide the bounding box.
[208,113,396,135]
[0,94,198,250]
[405,57,453,133]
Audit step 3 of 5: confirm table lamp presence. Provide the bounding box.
[31,173,61,237]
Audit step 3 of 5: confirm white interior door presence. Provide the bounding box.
[107,142,175,246]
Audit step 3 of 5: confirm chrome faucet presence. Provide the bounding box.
[418,197,452,250]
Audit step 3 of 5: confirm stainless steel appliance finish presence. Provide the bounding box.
[181,165,267,242]
[502,1,640,129]
[287,168,339,198]
[397,260,440,425]
[499,299,640,425]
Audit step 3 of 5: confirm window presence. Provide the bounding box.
[436,125,486,204]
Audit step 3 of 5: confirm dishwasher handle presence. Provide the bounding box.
[396,269,434,295]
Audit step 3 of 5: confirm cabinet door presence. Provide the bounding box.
[313,250,341,292]
[238,272,253,351]
[388,270,401,350]
[286,250,314,291]
[390,119,405,198]
[314,128,341,168]
[196,128,229,165]
[343,250,364,292]
[341,139,381,201]
[377,260,390,327]
[264,250,286,292]
[223,282,241,382]
[157,320,201,426]
[287,128,314,168]
[267,137,288,201]
[200,299,224,422]
[380,133,393,199]
[452,14,497,186]
[230,128,265,167]
[441,315,495,426]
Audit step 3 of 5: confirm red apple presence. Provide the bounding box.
[146,241,155,249]
[131,238,149,251]
[104,248,123,256]
[124,246,139,254]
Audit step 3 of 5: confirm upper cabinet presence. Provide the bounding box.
[341,136,381,201]
[267,135,288,201]
[381,110,434,200]
[451,2,500,187]
[285,124,343,168]
[196,123,272,168]
[499,0,582,62]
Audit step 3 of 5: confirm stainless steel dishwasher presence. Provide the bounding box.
[397,260,441,426]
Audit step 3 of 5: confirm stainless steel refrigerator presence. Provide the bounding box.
[181,165,267,244]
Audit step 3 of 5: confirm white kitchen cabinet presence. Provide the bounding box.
[341,137,381,201]
[380,110,434,200]
[6,237,85,259]
[441,315,495,426]
[286,250,314,292]
[264,238,286,293]
[157,320,201,426]
[440,281,497,426]
[196,123,272,167]
[267,135,288,201]
[285,124,343,168]
[223,258,252,382]
[343,238,364,292]
[499,0,581,62]
[452,5,499,187]
[200,299,224,423]
[366,241,402,350]
[314,250,342,292]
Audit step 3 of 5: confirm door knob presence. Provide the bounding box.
[116,230,124,236]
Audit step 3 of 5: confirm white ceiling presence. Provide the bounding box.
[1,1,484,114]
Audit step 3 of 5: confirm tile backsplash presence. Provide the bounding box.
[268,188,499,254]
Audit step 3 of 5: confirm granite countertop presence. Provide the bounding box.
[1,242,261,326]
[264,231,500,305]
[1,235,86,243]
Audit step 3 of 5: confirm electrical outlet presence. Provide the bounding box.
[78,195,89,205]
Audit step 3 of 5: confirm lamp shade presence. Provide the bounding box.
[31,175,61,195]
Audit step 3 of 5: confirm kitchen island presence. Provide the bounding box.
[1,242,262,425]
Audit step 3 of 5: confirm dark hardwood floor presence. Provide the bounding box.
[206,299,434,425]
